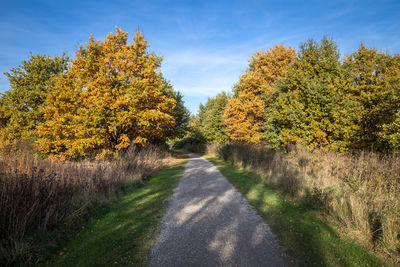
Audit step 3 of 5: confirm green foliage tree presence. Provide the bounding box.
[161,79,190,140]
[381,111,400,150]
[197,92,229,143]
[0,53,69,148]
[264,37,348,150]
[172,114,206,149]
[342,44,400,151]
[187,114,206,142]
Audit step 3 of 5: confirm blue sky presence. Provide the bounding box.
[1,0,399,114]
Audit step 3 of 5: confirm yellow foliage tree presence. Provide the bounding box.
[223,91,264,142]
[224,45,295,142]
[37,27,175,159]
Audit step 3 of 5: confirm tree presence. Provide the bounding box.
[223,91,264,143]
[224,45,295,143]
[37,27,176,159]
[381,111,400,151]
[161,79,190,140]
[0,53,69,148]
[197,92,229,143]
[234,44,296,97]
[342,44,400,151]
[265,37,347,149]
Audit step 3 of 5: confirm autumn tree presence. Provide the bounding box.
[37,28,176,159]
[223,93,264,143]
[0,53,69,148]
[224,45,295,142]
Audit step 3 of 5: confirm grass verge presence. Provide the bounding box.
[204,155,392,267]
[43,158,188,267]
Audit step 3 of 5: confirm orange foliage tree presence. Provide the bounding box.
[224,45,296,143]
[37,28,176,159]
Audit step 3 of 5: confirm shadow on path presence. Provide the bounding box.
[149,154,287,266]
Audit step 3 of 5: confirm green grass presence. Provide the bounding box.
[204,155,392,267]
[43,159,188,267]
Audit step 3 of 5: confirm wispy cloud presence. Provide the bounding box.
[162,48,247,96]
[326,8,355,20]
[161,30,312,97]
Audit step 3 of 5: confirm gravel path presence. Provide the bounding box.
[149,154,287,266]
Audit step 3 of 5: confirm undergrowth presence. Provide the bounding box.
[44,158,187,266]
[205,155,393,266]
[204,143,400,265]
[0,145,170,265]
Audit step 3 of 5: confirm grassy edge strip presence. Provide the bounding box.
[204,155,392,267]
[43,158,188,267]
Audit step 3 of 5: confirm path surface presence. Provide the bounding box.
[149,154,287,266]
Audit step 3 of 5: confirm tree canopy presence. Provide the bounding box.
[193,37,400,153]
[264,37,346,149]
[196,92,229,143]
[0,27,188,159]
[2,31,400,155]
[0,53,69,148]
[37,28,177,159]
[224,45,296,143]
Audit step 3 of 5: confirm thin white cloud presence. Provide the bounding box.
[160,31,312,101]
[326,8,355,20]
[167,51,243,66]
[161,48,248,98]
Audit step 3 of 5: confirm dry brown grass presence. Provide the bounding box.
[0,145,169,264]
[207,143,400,263]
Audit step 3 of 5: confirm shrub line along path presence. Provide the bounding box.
[149,154,287,266]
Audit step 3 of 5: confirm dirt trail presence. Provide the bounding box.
[149,154,287,266]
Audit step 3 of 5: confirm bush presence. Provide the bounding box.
[172,137,206,153]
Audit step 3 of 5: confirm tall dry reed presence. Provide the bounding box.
[0,145,169,264]
[207,143,400,263]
